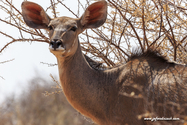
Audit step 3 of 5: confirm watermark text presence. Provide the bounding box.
[144,117,180,122]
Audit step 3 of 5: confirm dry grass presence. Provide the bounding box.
[0,77,95,125]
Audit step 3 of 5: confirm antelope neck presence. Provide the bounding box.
[55,38,124,123]
[56,39,102,92]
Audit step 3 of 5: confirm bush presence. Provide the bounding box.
[0,77,95,125]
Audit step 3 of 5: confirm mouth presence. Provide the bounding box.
[49,45,65,51]
[49,45,66,56]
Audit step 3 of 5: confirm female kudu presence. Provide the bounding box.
[21,1,187,125]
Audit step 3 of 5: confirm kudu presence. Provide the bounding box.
[21,1,187,125]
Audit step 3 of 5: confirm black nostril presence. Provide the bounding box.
[57,41,62,46]
[50,39,63,50]
[50,42,54,46]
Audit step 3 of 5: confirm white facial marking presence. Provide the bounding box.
[55,27,67,32]
[67,49,71,53]
[71,37,77,47]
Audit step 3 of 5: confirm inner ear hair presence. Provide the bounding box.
[21,1,51,29]
[80,1,107,29]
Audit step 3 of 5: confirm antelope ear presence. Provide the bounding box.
[21,1,51,29]
[80,1,107,29]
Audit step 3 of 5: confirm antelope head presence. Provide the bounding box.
[21,1,107,58]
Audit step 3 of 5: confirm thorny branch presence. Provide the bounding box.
[1,0,187,66]
[1,0,187,123]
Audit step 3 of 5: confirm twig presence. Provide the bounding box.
[108,0,144,53]
[50,0,57,18]
[0,39,49,53]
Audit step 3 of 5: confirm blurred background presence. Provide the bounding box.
[1,0,187,124]
[0,76,95,125]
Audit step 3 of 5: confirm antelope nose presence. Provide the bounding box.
[49,39,64,50]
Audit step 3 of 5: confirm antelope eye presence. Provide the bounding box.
[48,25,53,30]
[70,26,77,32]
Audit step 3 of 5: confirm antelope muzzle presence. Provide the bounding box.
[49,39,65,51]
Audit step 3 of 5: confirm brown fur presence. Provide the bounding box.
[22,1,187,125]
